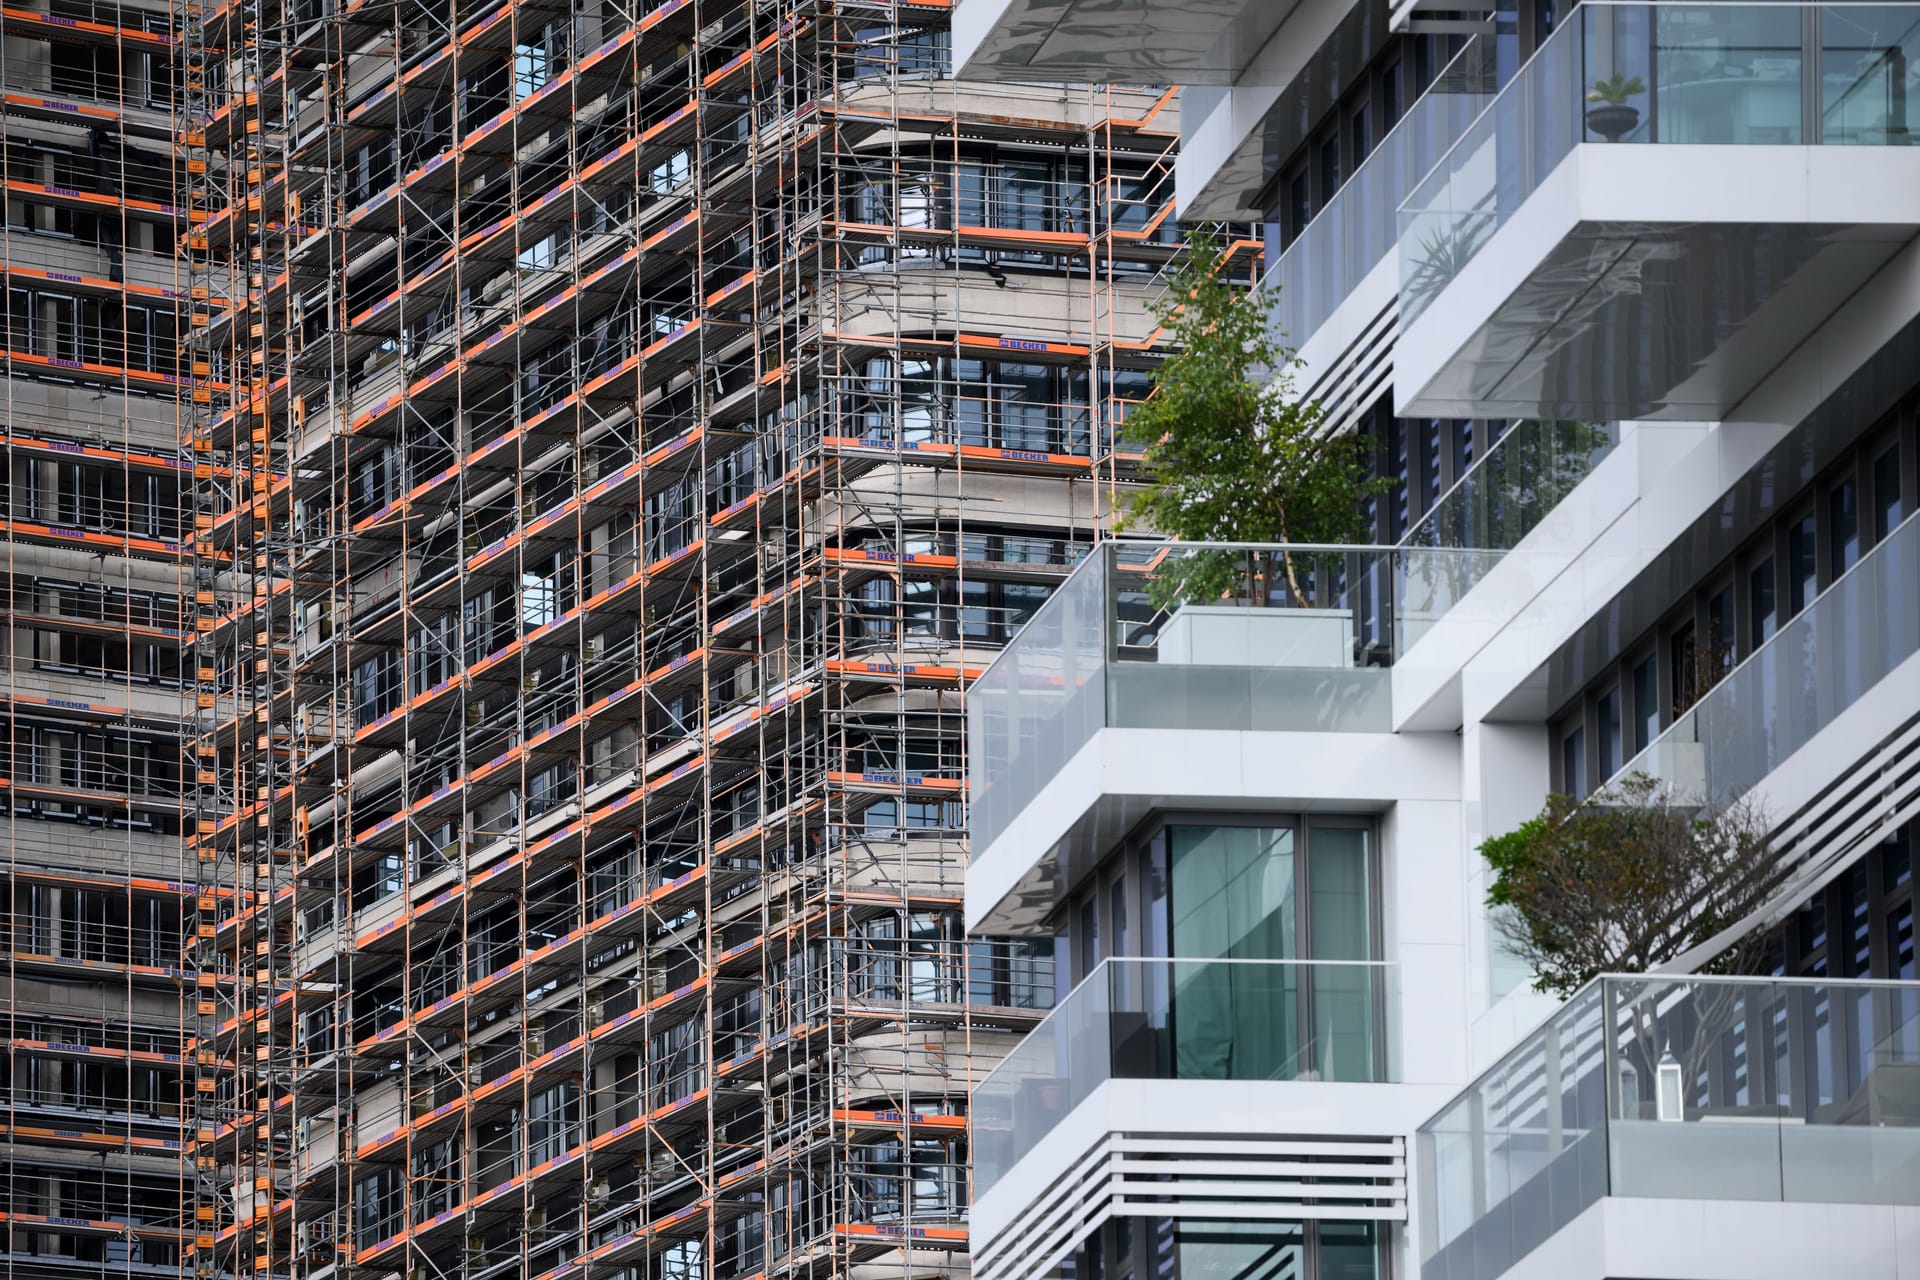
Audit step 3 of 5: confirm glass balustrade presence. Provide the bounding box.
[1266,37,1494,347]
[1621,505,1920,804]
[1420,974,1920,1280]
[973,957,1398,1202]
[967,541,1410,858]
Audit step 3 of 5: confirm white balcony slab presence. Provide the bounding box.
[966,725,1457,934]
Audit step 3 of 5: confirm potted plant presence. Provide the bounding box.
[1585,74,1646,142]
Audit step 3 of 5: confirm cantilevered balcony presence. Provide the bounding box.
[971,957,1435,1280]
[1396,2,1920,421]
[1419,974,1920,1280]
[965,540,1506,932]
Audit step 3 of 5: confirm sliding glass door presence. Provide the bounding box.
[1163,819,1380,1082]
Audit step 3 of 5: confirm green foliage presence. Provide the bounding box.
[1586,74,1647,105]
[1483,773,1776,998]
[1121,234,1381,608]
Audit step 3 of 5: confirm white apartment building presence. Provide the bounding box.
[953,2,1920,1278]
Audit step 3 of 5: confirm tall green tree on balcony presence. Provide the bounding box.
[1123,234,1378,608]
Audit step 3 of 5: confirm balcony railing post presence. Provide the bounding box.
[1804,5,1822,144]
[1101,541,1117,665]
[1600,976,1617,1193]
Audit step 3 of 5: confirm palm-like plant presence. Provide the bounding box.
[1585,73,1647,106]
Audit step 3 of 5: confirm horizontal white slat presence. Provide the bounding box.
[1114,1135,1403,1158]
[1110,1157,1407,1179]
[1113,1176,1406,1201]
[1112,1200,1407,1222]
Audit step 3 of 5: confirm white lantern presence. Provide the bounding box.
[1656,1047,1684,1122]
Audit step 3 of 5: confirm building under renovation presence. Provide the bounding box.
[0,0,199,1275]
[165,4,1194,1280]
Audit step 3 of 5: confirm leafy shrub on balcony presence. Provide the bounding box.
[1483,772,1776,997]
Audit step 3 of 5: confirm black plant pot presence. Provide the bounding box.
[1586,104,1641,142]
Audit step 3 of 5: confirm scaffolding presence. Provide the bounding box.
[181,2,1191,1279]
[0,0,203,1274]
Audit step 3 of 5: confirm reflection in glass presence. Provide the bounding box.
[1822,6,1920,144]
[1171,826,1299,1078]
[1648,4,1804,144]
[1177,1221,1306,1280]
[1311,825,1376,1080]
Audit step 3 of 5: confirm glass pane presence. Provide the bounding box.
[1177,1221,1305,1280]
[1597,684,1623,779]
[1750,558,1778,647]
[1171,826,1300,1079]
[1833,476,1861,575]
[1649,4,1804,144]
[1309,825,1372,961]
[1169,958,1301,1079]
[1822,5,1920,143]
[1790,511,1819,613]
[1170,825,1296,960]
[1633,654,1660,751]
[1311,825,1376,1080]
[1319,1221,1384,1280]
[1875,446,1903,538]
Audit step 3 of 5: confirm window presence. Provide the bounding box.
[1076,1219,1383,1280]
[1789,510,1818,615]
[1706,584,1735,681]
[996,160,1051,241]
[1170,825,1296,961]
[648,149,691,193]
[1318,136,1341,204]
[520,571,556,626]
[1178,1221,1304,1280]
[1596,683,1623,780]
[1452,418,1475,480]
[1535,0,1558,39]
[1831,475,1860,575]
[994,362,1051,451]
[1157,820,1381,1080]
[514,39,551,100]
[1670,622,1697,716]
[1749,557,1777,648]
[1077,894,1100,981]
[1384,415,1409,539]
[352,650,400,725]
[1422,419,1442,510]
[1561,723,1587,798]
[1632,653,1659,752]
[516,235,556,272]
[863,798,960,831]
[1875,445,1903,540]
